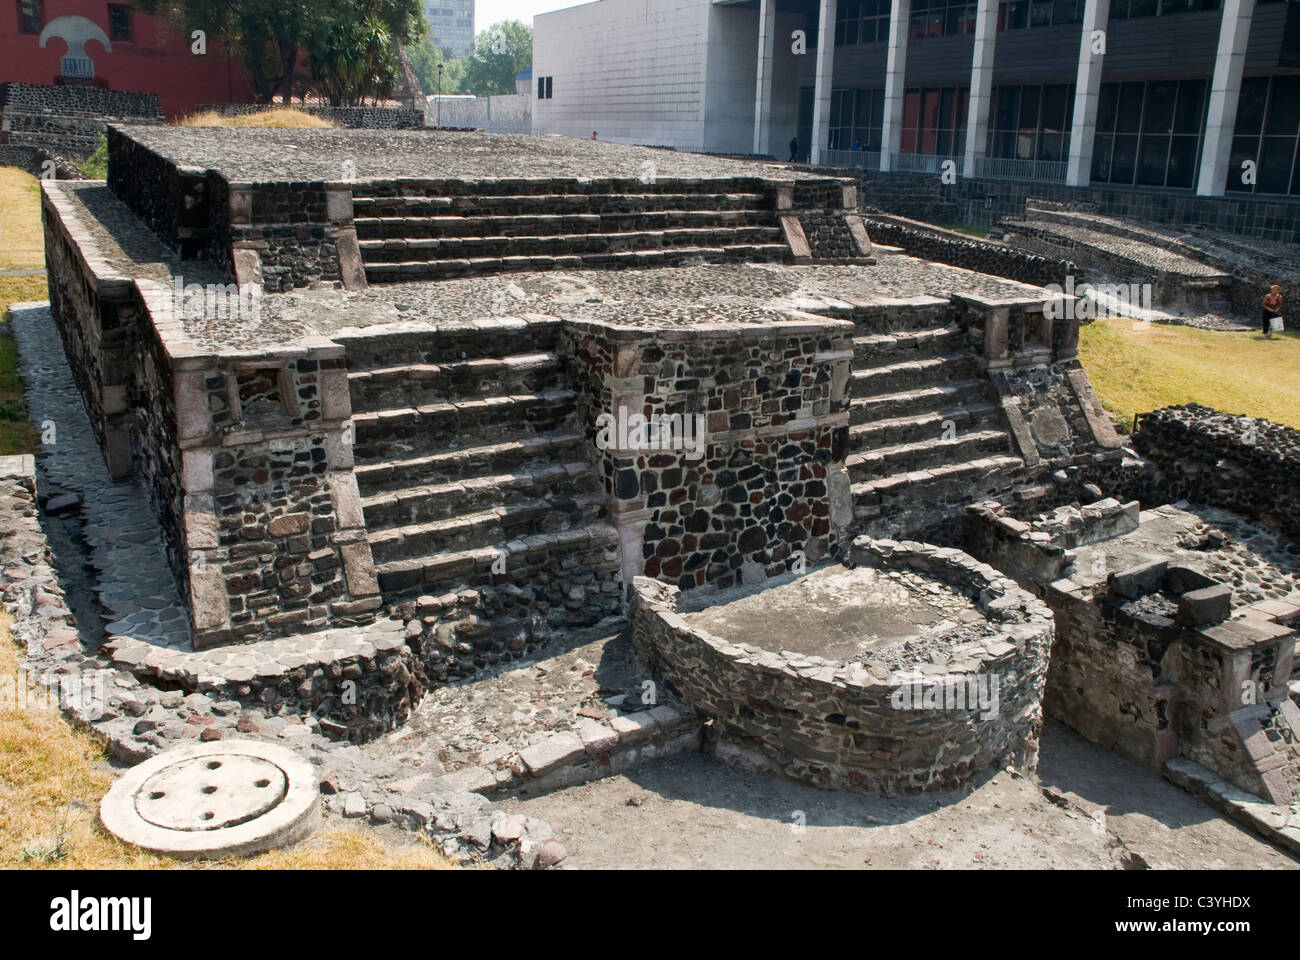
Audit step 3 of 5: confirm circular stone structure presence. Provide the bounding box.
[629,536,1055,794]
[100,741,319,859]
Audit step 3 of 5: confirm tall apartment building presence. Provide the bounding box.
[425,0,476,57]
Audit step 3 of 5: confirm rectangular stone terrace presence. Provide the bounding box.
[38,123,1120,742]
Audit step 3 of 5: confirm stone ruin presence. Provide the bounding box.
[12,122,1300,860]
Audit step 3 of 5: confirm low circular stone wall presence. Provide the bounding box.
[629,535,1055,794]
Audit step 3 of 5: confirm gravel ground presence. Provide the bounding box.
[499,719,1299,870]
[111,125,825,183]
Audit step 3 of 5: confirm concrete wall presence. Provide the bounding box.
[425,93,530,132]
[533,0,711,148]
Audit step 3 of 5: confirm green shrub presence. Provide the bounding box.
[80,137,108,179]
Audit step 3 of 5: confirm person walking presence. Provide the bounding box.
[788,136,798,163]
[1262,284,1284,338]
[590,131,598,141]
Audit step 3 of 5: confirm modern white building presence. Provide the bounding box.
[532,0,1300,198]
[425,0,476,57]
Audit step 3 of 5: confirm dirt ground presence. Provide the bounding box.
[499,719,1299,870]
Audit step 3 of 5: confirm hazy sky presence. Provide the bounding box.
[476,0,588,30]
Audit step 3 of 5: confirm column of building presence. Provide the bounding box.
[879,0,911,172]
[810,0,839,164]
[753,0,778,156]
[962,0,999,179]
[1197,0,1256,196]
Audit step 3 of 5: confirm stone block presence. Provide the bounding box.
[575,717,618,756]
[339,541,379,597]
[1176,583,1232,626]
[519,733,586,777]
[1108,559,1167,599]
[330,474,365,529]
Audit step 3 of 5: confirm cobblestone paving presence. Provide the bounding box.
[1068,503,1300,607]
[385,626,652,776]
[113,125,822,183]
[10,302,191,652]
[218,255,1044,348]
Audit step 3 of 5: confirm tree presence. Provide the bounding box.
[408,39,465,97]
[131,0,425,105]
[459,21,531,98]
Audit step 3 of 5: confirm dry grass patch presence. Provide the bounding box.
[0,615,455,869]
[176,108,339,129]
[1078,316,1300,431]
[0,167,44,270]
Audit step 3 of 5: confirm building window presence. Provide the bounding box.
[1108,0,1220,17]
[537,76,552,99]
[17,0,43,34]
[1090,78,1209,188]
[829,89,885,150]
[901,87,969,156]
[987,84,1075,162]
[909,0,978,39]
[1226,75,1300,196]
[998,0,1085,27]
[108,3,132,41]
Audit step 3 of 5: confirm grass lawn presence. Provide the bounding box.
[1077,316,1300,432]
[0,166,45,456]
[937,222,990,238]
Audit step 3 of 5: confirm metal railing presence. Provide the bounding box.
[889,152,961,175]
[825,149,881,170]
[974,156,1068,183]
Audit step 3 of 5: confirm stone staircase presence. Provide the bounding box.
[353,178,792,282]
[337,320,621,656]
[842,300,1024,536]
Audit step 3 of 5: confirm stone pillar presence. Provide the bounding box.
[753,0,777,156]
[1065,0,1109,187]
[810,0,838,165]
[963,0,999,180]
[1196,0,1256,197]
[985,306,1011,370]
[879,0,911,172]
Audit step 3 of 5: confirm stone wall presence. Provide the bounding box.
[561,315,855,593]
[1131,405,1300,543]
[225,180,355,292]
[106,126,183,250]
[629,537,1054,793]
[967,501,1300,802]
[1,83,162,161]
[820,166,1300,244]
[862,216,1078,289]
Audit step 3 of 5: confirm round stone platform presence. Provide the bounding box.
[100,741,319,859]
[630,536,1055,794]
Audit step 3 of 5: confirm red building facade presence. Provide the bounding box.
[2,0,254,118]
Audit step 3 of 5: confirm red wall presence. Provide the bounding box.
[1,0,255,118]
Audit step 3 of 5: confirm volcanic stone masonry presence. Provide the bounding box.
[33,124,1300,830]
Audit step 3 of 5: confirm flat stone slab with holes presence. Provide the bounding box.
[100,741,319,859]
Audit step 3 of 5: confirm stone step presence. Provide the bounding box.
[845,429,1012,480]
[364,244,792,282]
[362,461,601,530]
[352,192,771,218]
[850,353,978,396]
[847,300,959,336]
[348,351,568,413]
[350,390,578,459]
[354,430,590,491]
[374,520,620,595]
[354,208,775,240]
[368,491,609,565]
[358,226,785,262]
[850,380,990,425]
[852,324,967,367]
[335,319,562,369]
[851,454,1026,507]
[847,401,1002,452]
